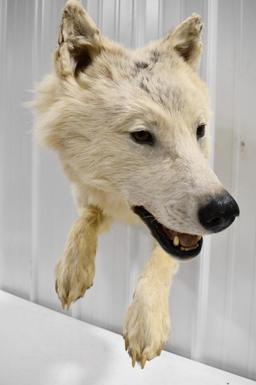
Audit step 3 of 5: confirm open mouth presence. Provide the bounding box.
[133,206,203,260]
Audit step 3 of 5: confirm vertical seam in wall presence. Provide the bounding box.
[0,0,8,288]
[97,0,103,30]
[41,0,45,58]
[0,0,7,72]
[30,0,40,304]
[179,0,184,21]
[157,0,163,38]
[114,0,120,42]
[190,0,219,362]
[131,0,135,48]
[133,0,146,48]
[248,217,256,378]
[221,0,242,370]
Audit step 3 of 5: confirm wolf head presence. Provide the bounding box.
[34,0,239,259]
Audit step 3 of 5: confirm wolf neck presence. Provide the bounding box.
[58,152,139,224]
[73,184,140,225]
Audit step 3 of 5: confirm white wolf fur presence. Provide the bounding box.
[32,0,225,368]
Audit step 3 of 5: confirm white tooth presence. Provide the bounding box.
[173,236,179,246]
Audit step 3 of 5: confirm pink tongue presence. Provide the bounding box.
[163,228,200,248]
[178,233,200,248]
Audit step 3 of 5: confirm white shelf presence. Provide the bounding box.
[0,290,254,385]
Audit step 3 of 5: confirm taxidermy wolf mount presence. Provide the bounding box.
[32,0,239,368]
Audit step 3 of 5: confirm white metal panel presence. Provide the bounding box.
[2,291,254,385]
[0,0,255,381]
[0,0,35,299]
[202,0,256,379]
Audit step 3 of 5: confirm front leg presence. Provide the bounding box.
[124,245,179,368]
[55,205,107,310]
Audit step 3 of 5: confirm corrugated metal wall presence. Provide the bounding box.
[0,0,255,380]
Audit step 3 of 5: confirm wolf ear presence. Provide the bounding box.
[55,0,102,78]
[168,14,203,70]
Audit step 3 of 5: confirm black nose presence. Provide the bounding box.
[198,191,240,233]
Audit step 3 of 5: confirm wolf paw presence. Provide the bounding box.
[55,257,94,310]
[123,294,170,368]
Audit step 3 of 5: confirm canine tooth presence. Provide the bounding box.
[173,236,179,246]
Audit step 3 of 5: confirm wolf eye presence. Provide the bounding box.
[197,124,206,139]
[130,130,155,145]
